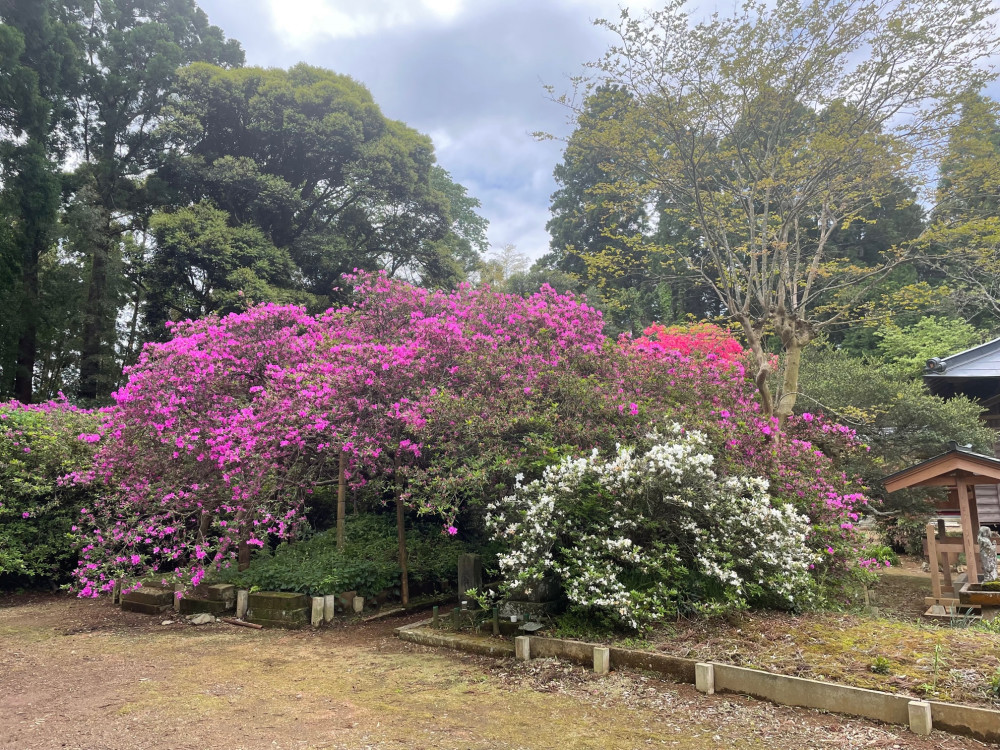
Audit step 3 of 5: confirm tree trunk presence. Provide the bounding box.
[238,541,251,571]
[234,508,251,571]
[13,144,59,404]
[774,341,804,426]
[13,256,39,404]
[336,451,346,552]
[735,315,775,417]
[394,453,409,606]
[78,226,112,402]
[772,309,814,429]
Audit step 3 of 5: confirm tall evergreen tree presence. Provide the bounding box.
[70,0,243,402]
[921,92,1000,324]
[0,0,79,402]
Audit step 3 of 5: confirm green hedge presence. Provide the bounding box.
[220,513,491,598]
[0,402,101,588]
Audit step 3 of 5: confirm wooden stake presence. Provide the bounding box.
[336,450,346,552]
[220,617,263,629]
[236,509,250,571]
[395,452,409,606]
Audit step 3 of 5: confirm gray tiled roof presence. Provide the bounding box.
[924,337,1000,379]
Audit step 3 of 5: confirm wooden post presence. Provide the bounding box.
[937,519,954,594]
[958,481,980,583]
[942,551,955,595]
[394,452,409,607]
[927,523,941,600]
[336,451,346,552]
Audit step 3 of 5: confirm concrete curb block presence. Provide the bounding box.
[695,663,714,695]
[927,700,1000,744]
[396,621,515,658]
[394,625,1000,743]
[908,701,932,736]
[593,647,610,675]
[712,662,912,726]
[607,646,697,683]
[515,636,530,661]
[526,636,592,665]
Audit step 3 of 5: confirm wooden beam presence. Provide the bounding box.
[932,538,967,549]
[884,453,1000,492]
[958,481,980,583]
[953,457,1000,481]
[924,597,961,607]
[927,523,941,600]
[913,477,959,488]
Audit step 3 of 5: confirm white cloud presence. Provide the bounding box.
[204,0,671,263]
[265,0,467,44]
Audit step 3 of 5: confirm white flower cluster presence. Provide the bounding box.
[487,426,817,628]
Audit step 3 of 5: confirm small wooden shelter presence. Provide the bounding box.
[882,443,1000,606]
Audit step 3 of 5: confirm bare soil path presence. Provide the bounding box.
[0,594,990,749]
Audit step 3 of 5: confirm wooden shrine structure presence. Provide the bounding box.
[924,338,1000,524]
[882,444,1000,610]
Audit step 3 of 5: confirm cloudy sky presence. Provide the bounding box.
[197,0,667,260]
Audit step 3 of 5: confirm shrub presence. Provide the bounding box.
[795,343,994,540]
[220,514,488,598]
[486,425,817,629]
[71,272,872,607]
[859,544,899,568]
[0,399,100,587]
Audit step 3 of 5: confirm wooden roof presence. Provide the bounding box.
[882,446,1000,493]
[924,336,1000,380]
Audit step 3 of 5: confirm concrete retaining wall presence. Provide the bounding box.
[929,700,1000,744]
[526,637,593,666]
[396,619,515,658]
[608,647,697,683]
[712,663,912,726]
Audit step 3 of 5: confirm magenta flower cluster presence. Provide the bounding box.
[60,272,872,598]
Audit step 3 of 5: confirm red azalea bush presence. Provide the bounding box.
[70,274,870,605]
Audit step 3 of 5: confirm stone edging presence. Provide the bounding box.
[395,624,1000,744]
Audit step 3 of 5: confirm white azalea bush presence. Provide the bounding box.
[486,425,817,629]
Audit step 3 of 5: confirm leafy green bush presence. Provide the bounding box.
[860,544,899,567]
[880,515,932,556]
[875,316,989,379]
[0,400,101,588]
[219,514,490,598]
[796,344,995,544]
[988,669,1000,698]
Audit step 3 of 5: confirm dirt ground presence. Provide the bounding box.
[0,594,994,750]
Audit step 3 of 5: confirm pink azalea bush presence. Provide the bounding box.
[68,273,870,614]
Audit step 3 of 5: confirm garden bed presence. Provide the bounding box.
[611,569,1000,708]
